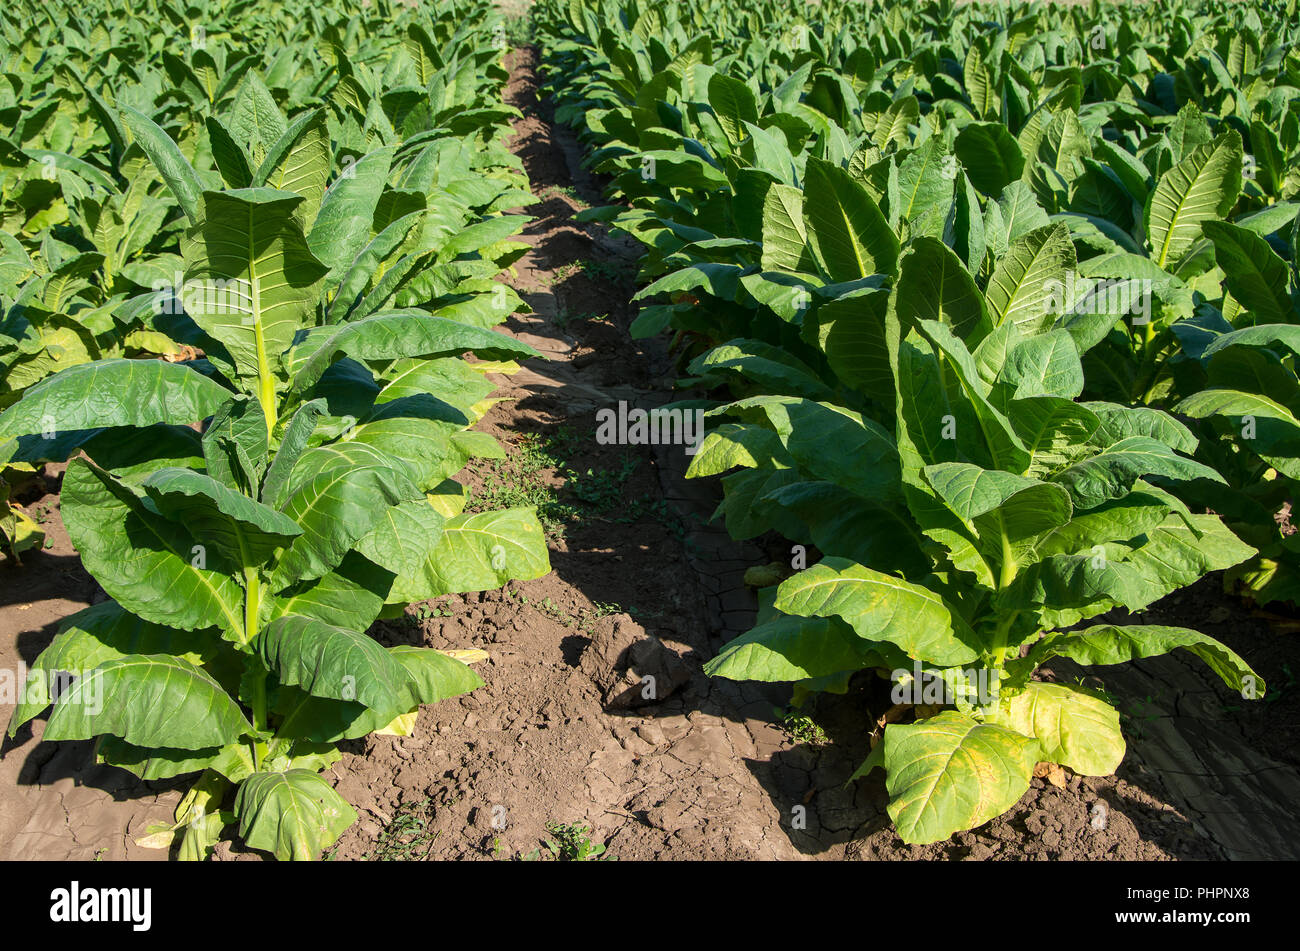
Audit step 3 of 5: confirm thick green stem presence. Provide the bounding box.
[998,529,1017,590]
[243,567,268,770]
[991,525,1019,669]
[254,324,277,441]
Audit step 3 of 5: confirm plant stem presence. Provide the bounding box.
[997,522,1017,590]
[243,567,268,770]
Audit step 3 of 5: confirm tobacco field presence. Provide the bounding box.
[1,0,1299,862]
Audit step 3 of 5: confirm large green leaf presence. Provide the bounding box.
[954,122,1025,197]
[1146,131,1242,269]
[257,615,410,715]
[704,613,896,682]
[141,467,302,565]
[985,222,1076,335]
[381,507,550,602]
[1049,435,1223,509]
[986,682,1124,775]
[1200,220,1296,323]
[707,73,758,147]
[254,109,331,227]
[235,769,357,860]
[121,106,203,223]
[307,146,395,276]
[895,237,990,342]
[61,459,245,639]
[1176,388,1300,478]
[288,311,538,398]
[0,359,231,442]
[804,157,899,281]
[773,557,980,665]
[273,443,424,584]
[998,330,1084,400]
[268,552,392,632]
[389,646,483,704]
[874,711,1040,844]
[760,183,814,272]
[1016,623,1262,696]
[184,189,328,417]
[44,654,250,750]
[7,601,216,737]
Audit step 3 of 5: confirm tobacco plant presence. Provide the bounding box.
[537,0,1284,843]
[693,295,1264,842]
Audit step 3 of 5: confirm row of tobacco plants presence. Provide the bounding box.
[536,0,1300,843]
[0,0,550,859]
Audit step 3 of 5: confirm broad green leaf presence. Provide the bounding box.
[878,711,1040,844]
[121,106,203,223]
[0,360,230,442]
[1147,131,1242,269]
[774,557,980,665]
[895,237,990,342]
[760,183,814,272]
[389,646,483,705]
[1200,220,1295,323]
[141,467,302,565]
[1018,623,1262,696]
[986,682,1124,775]
[999,330,1083,399]
[7,601,216,737]
[985,223,1076,335]
[97,738,253,783]
[268,552,392,632]
[61,459,245,639]
[255,109,331,227]
[1050,436,1223,509]
[804,157,899,281]
[289,311,538,399]
[382,507,550,602]
[954,122,1025,197]
[273,443,424,583]
[235,769,357,861]
[707,73,758,147]
[44,654,250,750]
[184,189,328,414]
[257,615,410,715]
[704,614,897,682]
[308,147,396,275]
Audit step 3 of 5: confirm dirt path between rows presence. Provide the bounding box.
[321,48,806,860]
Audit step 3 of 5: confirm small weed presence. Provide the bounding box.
[543,263,580,286]
[366,797,440,861]
[466,428,674,539]
[523,821,613,861]
[502,11,532,45]
[778,710,829,747]
[544,184,588,208]
[554,309,605,332]
[579,259,626,283]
